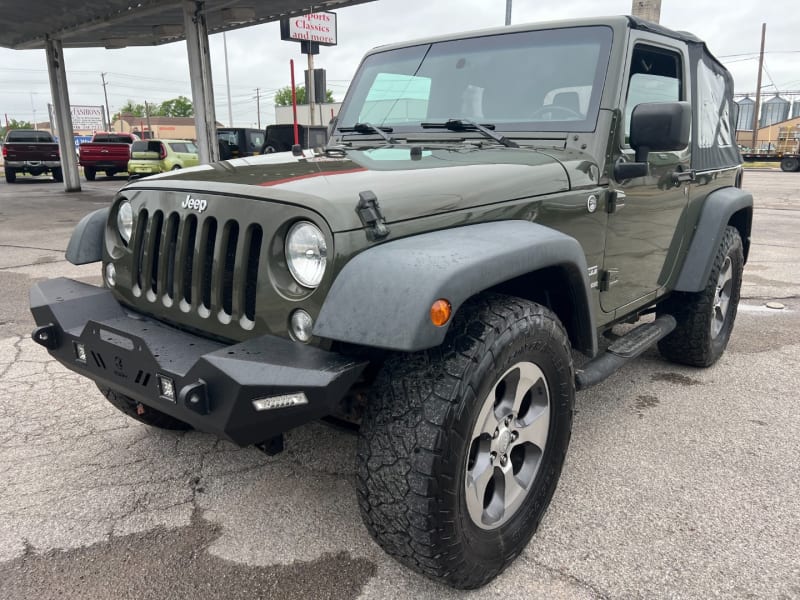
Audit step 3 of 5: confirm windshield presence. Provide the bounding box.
[338,26,612,134]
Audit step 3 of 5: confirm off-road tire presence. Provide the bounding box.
[780,157,799,172]
[657,226,743,367]
[356,294,574,589]
[84,167,96,181]
[52,168,63,182]
[98,386,191,431]
[4,168,16,183]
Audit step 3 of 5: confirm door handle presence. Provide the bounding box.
[671,169,696,184]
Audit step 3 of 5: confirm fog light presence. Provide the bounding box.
[74,342,87,363]
[105,262,116,287]
[290,309,313,342]
[157,374,176,402]
[252,392,308,411]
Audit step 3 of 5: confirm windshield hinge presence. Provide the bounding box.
[356,191,390,241]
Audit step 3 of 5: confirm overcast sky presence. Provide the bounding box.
[1,0,798,128]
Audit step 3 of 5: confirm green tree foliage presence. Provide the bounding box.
[116,96,194,118]
[1,119,34,139]
[158,96,193,117]
[274,86,335,107]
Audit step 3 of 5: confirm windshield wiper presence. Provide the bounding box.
[338,122,396,144]
[420,119,519,148]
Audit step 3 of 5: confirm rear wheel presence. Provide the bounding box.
[84,166,96,181]
[104,169,116,177]
[171,165,181,170]
[357,294,574,588]
[780,157,800,172]
[4,168,16,183]
[52,167,63,182]
[657,226,743,367]
[98,386,192,431]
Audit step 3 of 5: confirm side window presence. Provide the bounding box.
[624,45,683,141]
[248,131,264,151]
[170,143,187,153]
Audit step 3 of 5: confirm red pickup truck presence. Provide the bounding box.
[79,132,139,180]
[2,129,62,183]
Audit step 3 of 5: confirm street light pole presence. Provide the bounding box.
[223,32,233,127]
[505,0,512,26]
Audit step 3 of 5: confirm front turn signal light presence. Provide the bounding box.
[430,299,452,327]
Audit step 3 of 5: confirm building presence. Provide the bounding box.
[274,102,341,127]
[111,114,222,140]
[736,97,756,131]
[736,115,800,152]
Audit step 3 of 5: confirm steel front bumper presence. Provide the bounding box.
[29,278,366,446]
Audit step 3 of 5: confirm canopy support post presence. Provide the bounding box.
[183,0,218,164]
[45,37,80,192]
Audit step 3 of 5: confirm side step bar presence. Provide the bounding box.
[575,315,676,390]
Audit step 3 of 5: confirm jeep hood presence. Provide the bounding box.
[124,146,571,232]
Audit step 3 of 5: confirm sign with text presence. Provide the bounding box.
[70,105,106,131]
[280,11,337,46]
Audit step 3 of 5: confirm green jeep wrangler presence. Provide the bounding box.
[31,16,751,589]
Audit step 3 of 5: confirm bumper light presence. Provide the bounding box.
[74,342,87,363]
[290,309,313,342]
[105,263,116,287]
[252,392,308,412]
[157,374,176,402]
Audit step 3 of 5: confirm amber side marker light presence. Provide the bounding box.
[430,299,452,327]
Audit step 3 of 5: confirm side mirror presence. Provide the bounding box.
[630,101,691,162]
[614,101,691,181]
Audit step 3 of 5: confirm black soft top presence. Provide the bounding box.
[629,16,741,171]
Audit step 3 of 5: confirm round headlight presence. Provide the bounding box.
[116,200,133,244]
[285,221,327,288]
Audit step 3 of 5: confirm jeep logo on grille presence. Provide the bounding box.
[182,195,208,213]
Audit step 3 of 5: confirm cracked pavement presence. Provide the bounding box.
[1,172,799,599]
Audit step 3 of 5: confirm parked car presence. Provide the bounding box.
[31,16,751,589]
[79,132,139,180]
[127,139,199,176]
[2,129,62,183]
[260,124,328,153]
[216,128,264,159]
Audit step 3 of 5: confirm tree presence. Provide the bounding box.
[159,96,193,117]
[116,97,193,119]
[1,119,34,138]
[274,86,335,107]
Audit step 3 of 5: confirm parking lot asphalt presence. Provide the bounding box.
[0,170,798,599]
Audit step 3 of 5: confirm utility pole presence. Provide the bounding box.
[751,23,766,151]
[307,52,316,126]
[255,88,261,129]
[505,0,512,26]
[144,100,153,139]
[223,32,233,127]
[630,0,661,23]
[101,73,112,131]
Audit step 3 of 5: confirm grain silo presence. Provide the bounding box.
[759,95,790,127]
[736,97,756,130]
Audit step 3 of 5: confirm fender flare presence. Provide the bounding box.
[314,221,596,353]
[674,187,753,292]
[65,207,109,265]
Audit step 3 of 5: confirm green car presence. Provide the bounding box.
[127,139,199,176]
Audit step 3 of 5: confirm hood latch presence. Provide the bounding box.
[356,190,390,241]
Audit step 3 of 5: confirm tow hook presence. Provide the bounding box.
[255,435,285,456]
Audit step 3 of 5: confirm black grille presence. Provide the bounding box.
[131,209,263,327]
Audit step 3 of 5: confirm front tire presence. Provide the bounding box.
[658,226,744,367]
[98,386,191,431]
[356,294,574,589]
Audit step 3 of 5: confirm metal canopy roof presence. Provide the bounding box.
[1,0,375,49]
